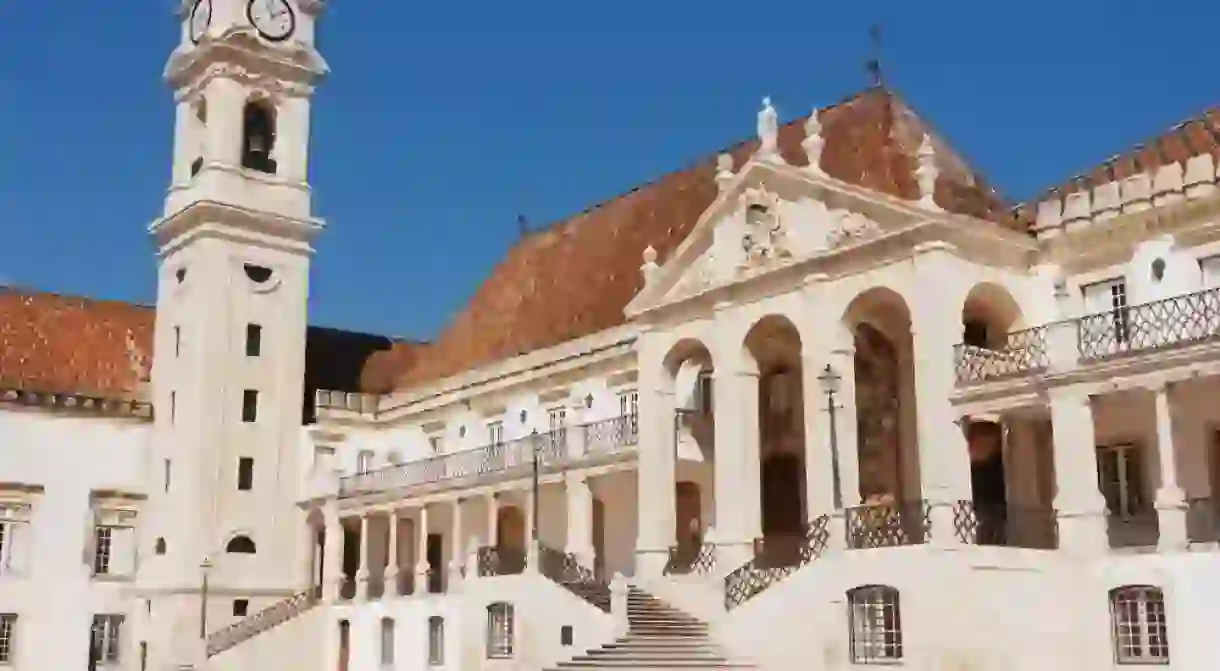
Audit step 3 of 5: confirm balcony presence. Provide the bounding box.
[338,415,639,498]
[955,286,1220,385]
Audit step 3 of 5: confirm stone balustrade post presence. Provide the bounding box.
[610,573,630,639]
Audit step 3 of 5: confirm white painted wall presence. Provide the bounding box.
[0,408,149,671]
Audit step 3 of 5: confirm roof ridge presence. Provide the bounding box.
[0,283,155,311]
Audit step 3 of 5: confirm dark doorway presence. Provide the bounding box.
[426,533,444,593]
[969,421,1007,544]
[760,453,805,566]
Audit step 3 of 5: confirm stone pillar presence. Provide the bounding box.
[1049,389,1107,553]
[911,244,974,546]
[322,503,343,602]
[449,498,465,588]
[634,330,677,577]
[712,364,762,568]
[415,506,431,593]
[565,473,596,567]
[1153,383,1188,550]
[486,492,500,547]
[384,509,399,597]
[355,513,370,600]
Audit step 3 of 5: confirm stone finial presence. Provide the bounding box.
[715,153,735,192]
[801,108,825,175]
[640,245,660,286]
[915,134,939,210]
[756,96,780,162]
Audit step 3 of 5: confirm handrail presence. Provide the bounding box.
[538,543,611,612]
[205,588,320,657]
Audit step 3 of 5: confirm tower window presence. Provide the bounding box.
[241,100,277,174]
[243,264,273,283]
[163,458,172,492]
[170,391,176,423]
[232,599,249,617]
[174,326,181,357]
[242,390,259,423]
[246,324,262,357]
[154,538,167,555]
[237,457,254,491]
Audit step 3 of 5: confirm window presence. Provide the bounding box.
[428,435,443,454]
[225,535,257,554]
[163,458,172,493]
[154,538,167,555]
[847,585,903,664]
[0,614,15,664]
[90,614,125,666]
[241,390,259,423]
[1097,445,1147,518]
[237,457,254,491]
[169,391,176,424]
[246,324,262,357]
[1083,278,1130,344]
[560,625,573,647]
[379,617,395,666]
[427,616,444,666]
[174,326,181,357]
[618,390,639,419]
[962,319,990,348]
[486,602,515,659]
[240,101,277,174]
[232,599,249,617]
[243,264,273,284]
[0,520,29,575]
[548,406,568,453]
[1202,255,1220,289]
[696,372,714,414]
[92,526,136,577]
[488,421,505,448]
[356,450,374,475]
[1110,586,1169,664]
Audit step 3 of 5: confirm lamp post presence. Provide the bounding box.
[817,364,844,511]
[530,430,541,542]
[199,557,213,640]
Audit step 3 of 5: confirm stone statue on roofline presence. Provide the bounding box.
[757,97,779,160]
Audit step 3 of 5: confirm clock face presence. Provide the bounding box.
[189,0,212,44]
[247,0,297,42]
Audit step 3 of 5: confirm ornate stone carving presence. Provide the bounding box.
[756,97,780,161]
[826,209,882,248]
[737,187,790,271]
[916,133,939,210]
[801,109,825,175]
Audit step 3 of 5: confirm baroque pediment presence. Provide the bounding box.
[631,169,890,313]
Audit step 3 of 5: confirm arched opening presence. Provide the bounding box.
[744,315,806,563]
[854,323,904,502]
[225,534,257,554]
[240,99,277,174]
[662,338,716,573]
[496,506,526,573]
[960,282,1023,349]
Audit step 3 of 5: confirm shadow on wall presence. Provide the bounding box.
[302,326,426,424]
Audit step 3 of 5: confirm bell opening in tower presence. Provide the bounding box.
[241,100,278,175]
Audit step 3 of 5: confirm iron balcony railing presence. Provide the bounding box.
[340,414,639,497]
[950,501,1058,550]
[723,515,830,610]
[206,588,320,657]
[953,326,1049,384]
[662,542,716,577]
[845,499,930,550]
[538,543,611,612]
[476,546,527,577]
[955,286,1220,384]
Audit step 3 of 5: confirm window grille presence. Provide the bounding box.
[1110,586,1170,664]
[847,585,903,664]
[486,602,515,659]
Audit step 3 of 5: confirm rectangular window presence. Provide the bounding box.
[90,614,125,665]
[618,390,639,418]
[242,390,259,423]
[93,527,113,575]
[548,407,567,454]
[428,436,443,454]
[232,599,249,617]
[163,458,172,493]
[427,616,444,666]
[487,421,505,448]
[93,526,136,578]
[1083,277,1130,345]
[0,613,15,664]
[169,391,176,424]
[246,324,262,357]
[0,521,29,575]
[356,450,374,475]
[174,326,181,357]
[697,372,714,414]
[237,457,254,491]
[1096,444,1147,518]
[379,617,395,666]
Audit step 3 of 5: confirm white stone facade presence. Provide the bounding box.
[5,2,1220,671]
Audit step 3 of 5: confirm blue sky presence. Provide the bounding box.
[0,1,1216,339]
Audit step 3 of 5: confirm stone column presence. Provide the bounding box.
[634,330,676,577]
[910,245,973,546]
[712,364,762,568]
[415,506,431,593]
[525,489,540,571]
[1049,389,1107,553]
[1153,383,1188,550]
[565,473,596,567]
[449,498,465,589]
[384,509,399,597]
[322,503,343,602]
[486,492,500,547]
[355,513,370,600]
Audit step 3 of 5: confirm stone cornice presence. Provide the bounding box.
[150,199,323,257]
[165,29,328,98]
[0,387,153,421]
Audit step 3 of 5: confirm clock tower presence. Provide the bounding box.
[139,1,328,668]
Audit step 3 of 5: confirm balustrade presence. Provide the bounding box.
[845,500,930,549]
[954,326,1048,384]
[951,501,1058,550]
[205,589,319,657]
[662,542,716,577]
[538,543,611,612]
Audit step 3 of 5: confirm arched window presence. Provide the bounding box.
[427,616,444,666]
[379,617,395,666]
[1110,585,1169,664]
[240,100,277,174]
[847,585,903,664]
[486,602,515,659]
[225,535,257,554]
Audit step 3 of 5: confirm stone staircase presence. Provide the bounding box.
[549,587,754,670]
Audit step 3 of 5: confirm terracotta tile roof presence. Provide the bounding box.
[1013,105,1220,217]
[0,285,420,405]
[393,87,1010,389]
[0,286,155,398]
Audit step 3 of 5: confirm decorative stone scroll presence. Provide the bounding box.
[826,209,882,248]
